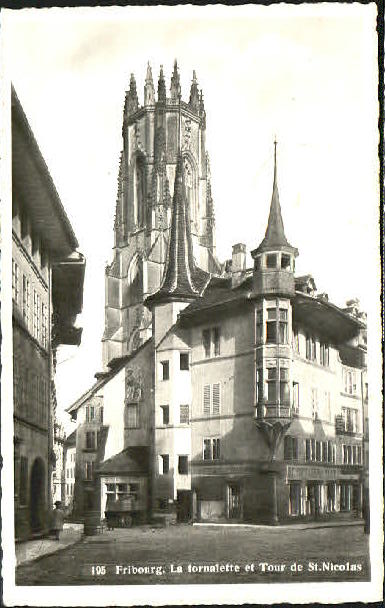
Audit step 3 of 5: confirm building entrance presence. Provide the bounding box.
[176,490,192,522]
[30,458,46,532]
[227,484,241,519]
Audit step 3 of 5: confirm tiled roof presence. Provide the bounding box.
[179,275,252,319]
[96,447,149,475]
[146,154,210,306]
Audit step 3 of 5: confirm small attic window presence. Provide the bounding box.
[266,254,277,269]
[281,254,291,270]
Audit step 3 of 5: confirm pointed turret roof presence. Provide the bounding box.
[146,154,210,307]
[254,141,296,254]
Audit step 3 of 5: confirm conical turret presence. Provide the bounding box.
[189,70,200,113]
[144,62,155,107]
[146,153,210,306]
[251,142,298,297]
[170,59,181,101]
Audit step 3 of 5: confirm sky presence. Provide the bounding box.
[2,4,379,432]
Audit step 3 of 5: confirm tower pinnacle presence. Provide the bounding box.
[158,65,166,103]
[170,59,181,100]
[189,70,200,113]
[144,62,155,106]
[126,73,139,115]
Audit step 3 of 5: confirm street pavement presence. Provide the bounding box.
[16,524,370,585]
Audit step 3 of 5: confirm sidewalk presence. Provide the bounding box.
[193,518,365,531]
[16,524,83,566]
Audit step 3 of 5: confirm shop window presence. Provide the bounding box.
[117,483,128,493]
[340,484,353,511]
[289,483,301,516]
[266,253,277,269]
[178,455,188,475]
[161,360,169,381]
[159,454,169,475]
[180,353,189,370]
[161,405,169,425]
[179,404,189,424]
[106,483,115,492]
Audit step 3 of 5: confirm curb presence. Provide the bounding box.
[16,535,84,567]
[193,520,365,531]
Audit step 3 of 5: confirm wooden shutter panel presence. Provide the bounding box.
[203,385,211,415]
[212,383,220,415]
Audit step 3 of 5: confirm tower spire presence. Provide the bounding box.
[255,140,293,253]
[145,155,210,306]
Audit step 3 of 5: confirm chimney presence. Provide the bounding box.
[231,243,246,287]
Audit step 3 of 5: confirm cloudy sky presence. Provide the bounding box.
[3,4,378,430]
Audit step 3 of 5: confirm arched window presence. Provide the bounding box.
[133,157,145,227]
[128,257,143,306]
[183,157,197,227]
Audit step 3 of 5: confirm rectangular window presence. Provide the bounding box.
[161,405,169,425]
[22,275,30,326]
[213,327,221,356]
[85,431,96,450]
[178,455,188,475]
[292,382,299,414]
[12,260,20,304]
[267,367,277,401]
[357,446,362,464]
[203,439,211,460]
[315,441,321,461]
[293,328,300,353]
[320,342,329,366]
[19,456,28,506]
[266,253,277,269]
[328,441,333,463]
[212,438,221,460]
[179,404,189,424]
[126,403,139,428]
[266,309,277,344]
[99,407,104,424]
[280,368,290,405]
[311,439,316,461]
[180,353,189,370]
[306,335,317,361]
[305,439,311,462]
[322,441,328,462]
[341,407,357,432]
[255,368,262,404]
[311,388,318,419]
[281,254,291,270]
[284,436,298,461]
[160,454,169,474]
[161,360,169,381]
[256,309,263,344]
[203,329,211,358]
[85,461,94,480]
[41,303,47,348]
[279,309,288,344]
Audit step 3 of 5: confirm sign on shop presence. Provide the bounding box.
[286,465,338,481]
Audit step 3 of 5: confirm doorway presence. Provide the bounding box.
[29,458,46,532]
[176,490,192,522]
[227,483,241,519]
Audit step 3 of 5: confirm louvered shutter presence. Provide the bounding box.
[203,385,211,415]
[212,383,220,415]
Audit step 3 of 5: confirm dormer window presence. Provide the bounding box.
[266,253,277,269]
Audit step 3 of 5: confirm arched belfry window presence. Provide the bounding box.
[183,156,197,227]
[133,156,146,228]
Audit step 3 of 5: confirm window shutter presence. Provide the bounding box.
[203,385,211,415]
[212,383,220,415]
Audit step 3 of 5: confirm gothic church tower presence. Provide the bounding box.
[103,62,221,368]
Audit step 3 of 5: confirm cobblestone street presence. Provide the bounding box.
[16,524,370,585]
